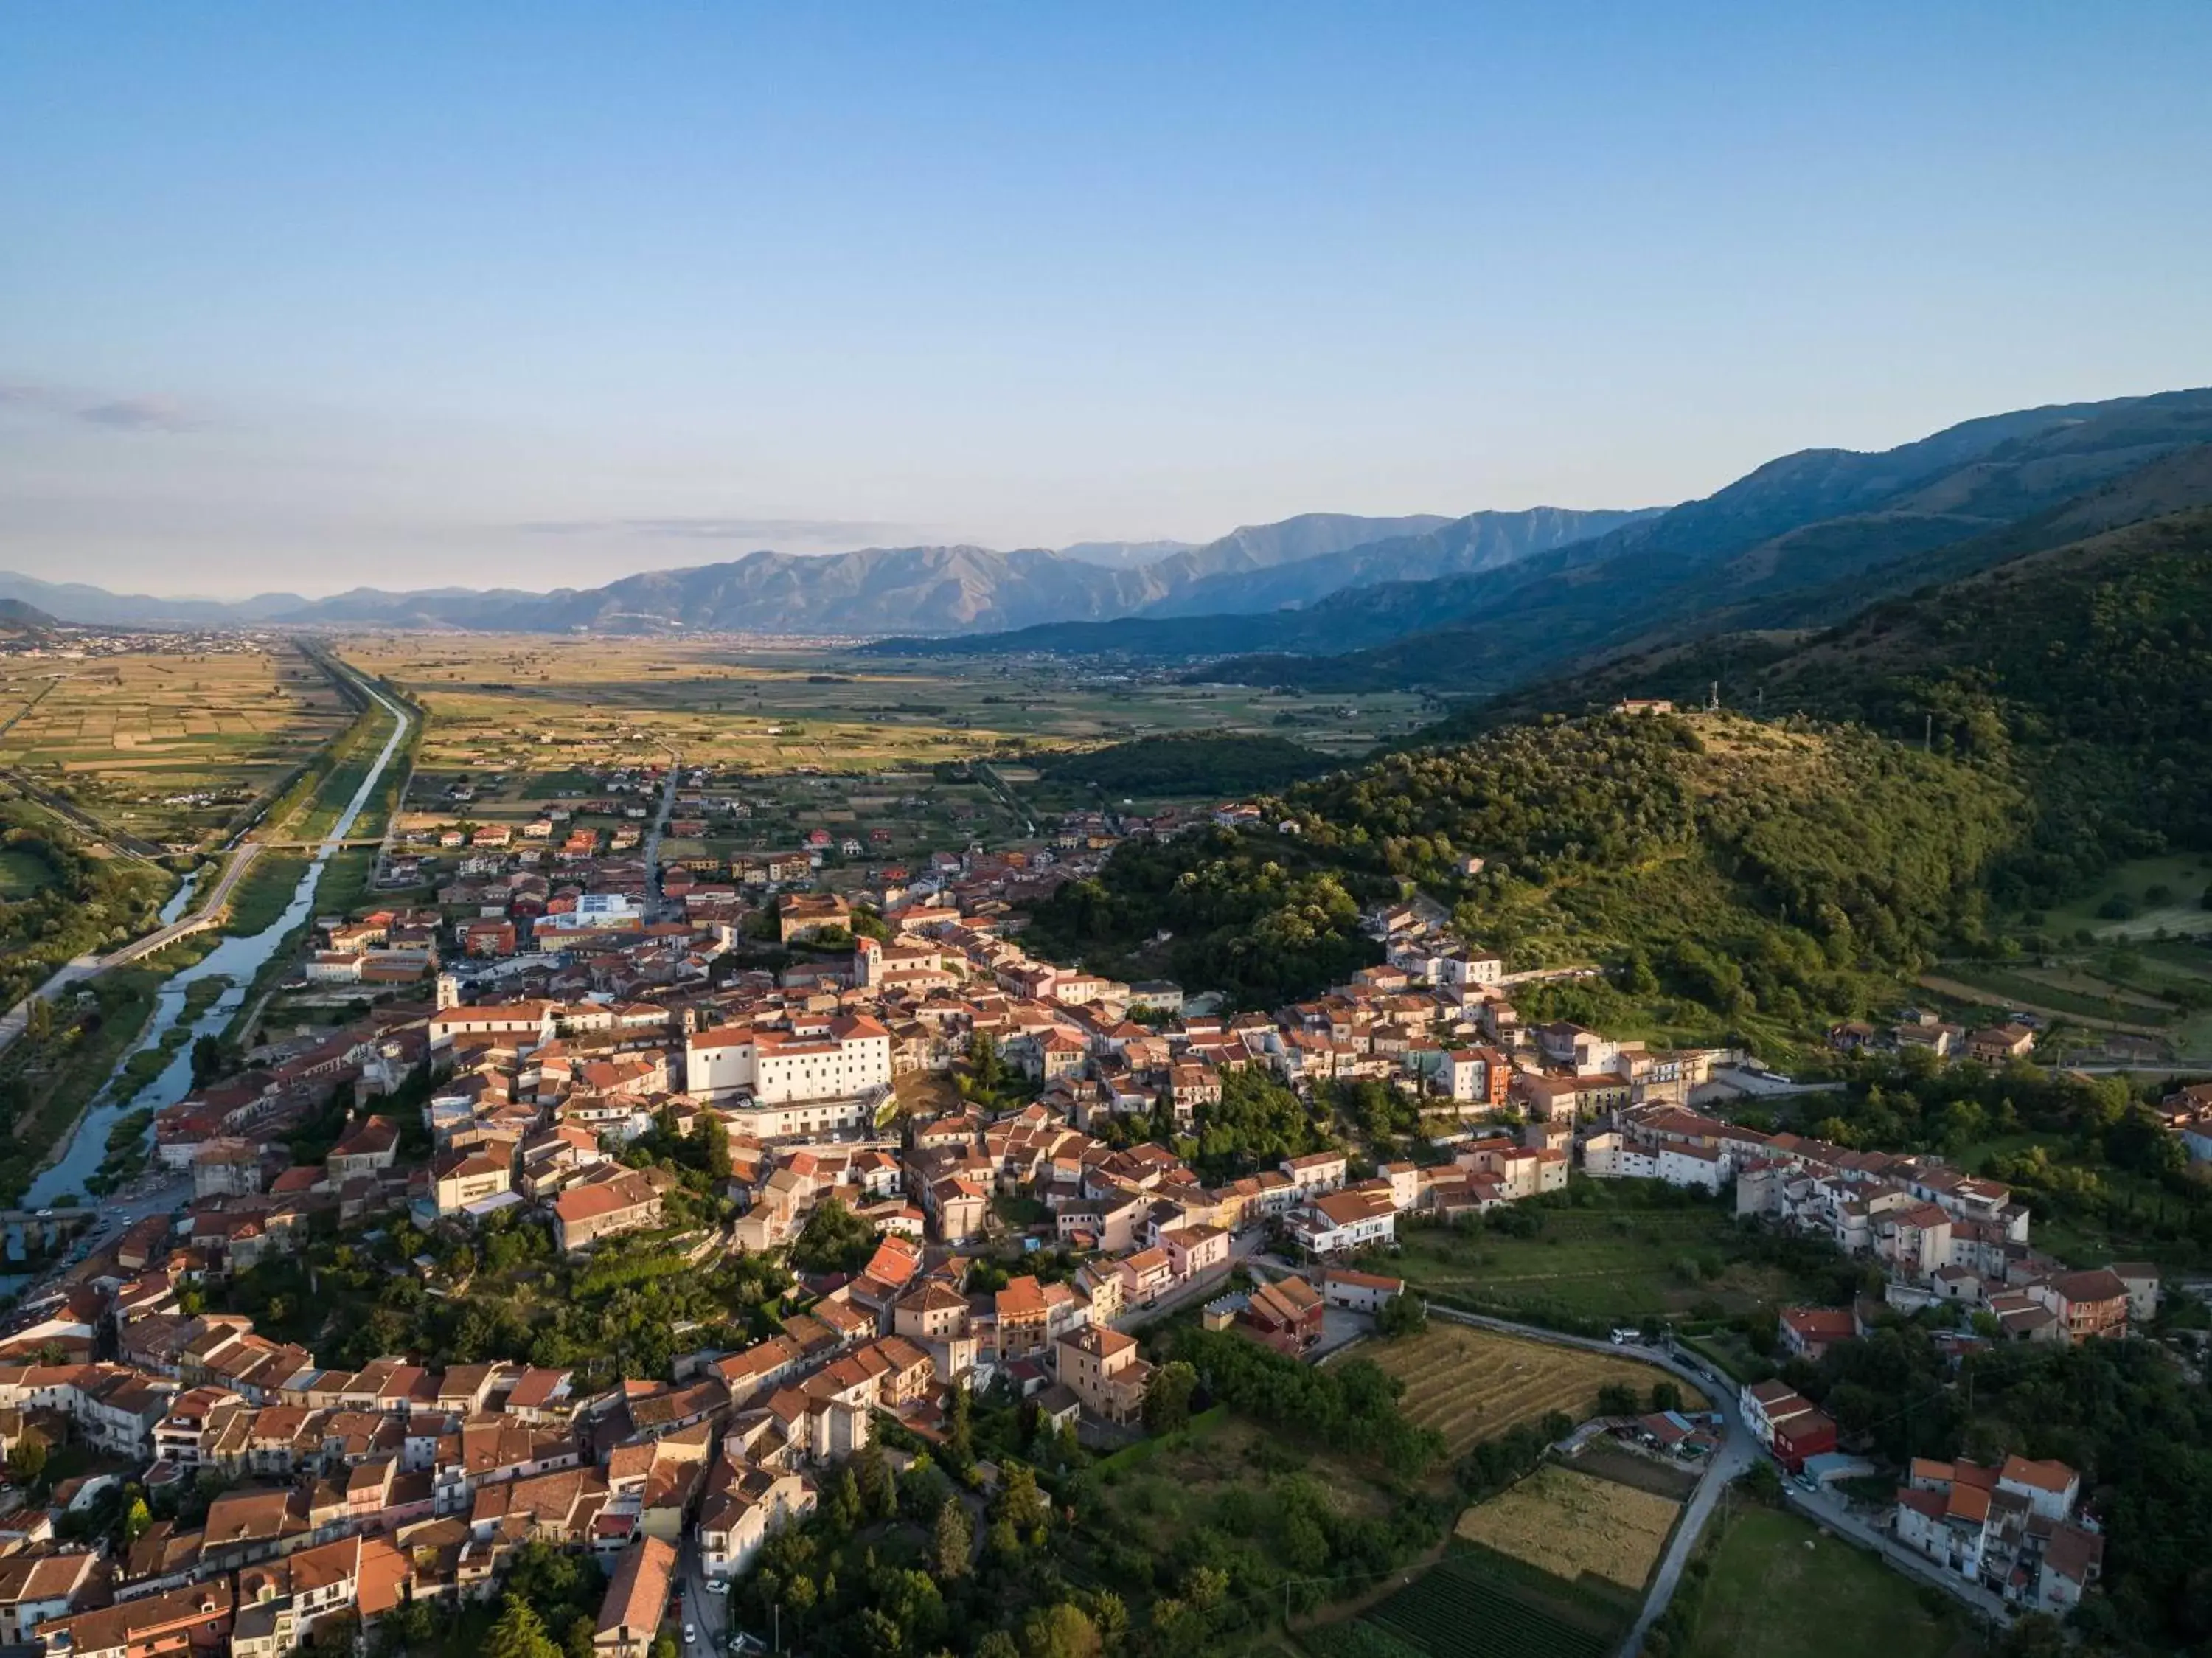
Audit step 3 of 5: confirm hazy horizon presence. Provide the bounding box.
[5,4,2211,599]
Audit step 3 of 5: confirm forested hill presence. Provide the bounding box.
[1026,711,2017,1045]
[1444,507,2212,906]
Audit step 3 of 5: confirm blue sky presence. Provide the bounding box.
[3,2,2209,596]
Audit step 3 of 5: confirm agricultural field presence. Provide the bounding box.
[1366,1325,1704,1457]
[0,642,354,850]
[1453,1464,1680,1591]
[1682,1507,1963,1658]
[1388,1195,1814,1325]
[1346,1541,1632,1658]
[340,632,1430,802]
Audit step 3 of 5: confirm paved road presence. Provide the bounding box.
[642,748,681,917]
[676,1534,726,1656]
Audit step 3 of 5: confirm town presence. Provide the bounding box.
[0,757,2164,1658]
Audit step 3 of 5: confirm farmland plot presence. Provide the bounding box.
[1454,1464,1680,1591]
[1367,1325,1703,1458]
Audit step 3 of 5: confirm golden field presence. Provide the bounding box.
[1455,1463,1681,1590]
[1368,1325,1705,1458]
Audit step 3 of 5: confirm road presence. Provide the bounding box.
[676,1535,726,1656]
[642,748,681,917]
[1420,1308,1750,1657]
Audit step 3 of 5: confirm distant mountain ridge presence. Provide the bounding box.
[885,389,2212,687]
[0,507,1635,635]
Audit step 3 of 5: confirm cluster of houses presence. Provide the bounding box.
[34,811,2191,1654]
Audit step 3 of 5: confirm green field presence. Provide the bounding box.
[0,849,53,898]
[2042,853,2212,942]
[1347,1544,1630,1658]
[1683,1508,1964,1658]
[223,853,310,936]
[1390,1192,1812,1325]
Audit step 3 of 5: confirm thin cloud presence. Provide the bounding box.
[517,516,925,546]
[77,396,197,432]
[0,378,201,432]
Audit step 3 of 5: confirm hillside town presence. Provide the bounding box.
[0,811,2168,1658]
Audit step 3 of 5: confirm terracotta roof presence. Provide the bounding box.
[597,1536,677,1638]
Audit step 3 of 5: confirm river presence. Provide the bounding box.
[24,679,412,1208]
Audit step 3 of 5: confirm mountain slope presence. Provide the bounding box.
[1441,505,2212,903]
[1203,389,2212,691]
[1134,505,1658,619]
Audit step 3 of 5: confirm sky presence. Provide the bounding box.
[4,2,2211,598]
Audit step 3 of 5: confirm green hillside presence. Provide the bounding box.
[1028,711,2017,1044]
[1456,507,2212,907]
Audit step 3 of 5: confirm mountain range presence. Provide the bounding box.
[0,509,1640,636]
[882,388,2212,693]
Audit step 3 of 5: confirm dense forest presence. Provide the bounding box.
[1036,732,1335,796]
[1030,712,2016,1041]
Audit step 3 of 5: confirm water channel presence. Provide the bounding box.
[24,681,413,1209]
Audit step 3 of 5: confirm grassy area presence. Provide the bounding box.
[1682,1505,1964,1658]
[1343,1542,1632,1658]
[1366,1325,1703,1458]
[223,853,309,935]
[1930,962,2169,1027]
[0,850,55,898]
[1388,1193,1812,1326]
[0,645,352,848]
[2041,853,2212,942]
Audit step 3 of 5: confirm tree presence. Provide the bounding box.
[1020,1603,1102,1658]
[1142,1360,1198,1436]
[122,1494,153,1543]
[855,1443,897,1522]
[483,1599,561,1658]
[1742,1459,1783,1502]
[947,1384,975,1466]
[931,1497,972,1580]
[649,1636,679,1658]
[700,1111,732,1182]
[1649,1380,1683,1414]
[975,1634,1020,1658]
[994,1463,1051,1544]
[1596,1383,1640,1418]
[790,1199,877,1274]
[7,1435,46,1487]
[1376,1292,1427,1338]
[190,1033,227,1086]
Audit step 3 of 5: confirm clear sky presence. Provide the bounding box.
[4,2,2210,597]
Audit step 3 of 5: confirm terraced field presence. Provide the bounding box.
[1367,1325,1704,1457]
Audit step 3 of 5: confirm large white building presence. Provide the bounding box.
[686,1015,893,1107]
